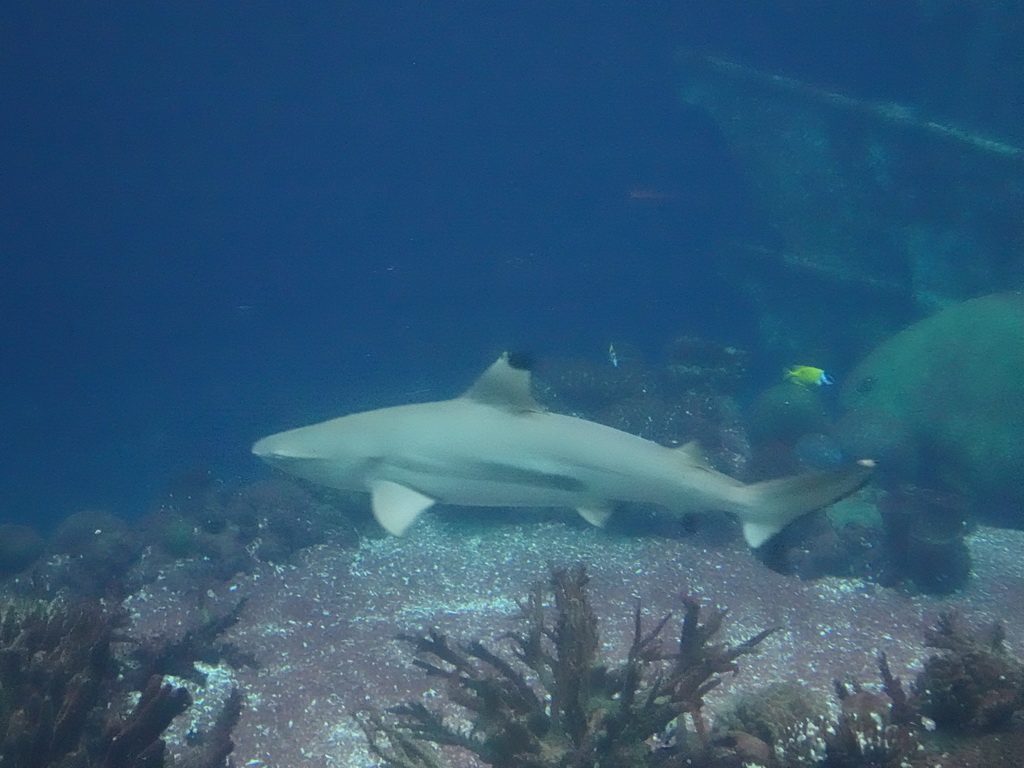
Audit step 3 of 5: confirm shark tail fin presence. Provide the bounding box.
[737,460,874,548]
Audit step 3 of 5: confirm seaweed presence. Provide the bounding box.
[357,564,778,768]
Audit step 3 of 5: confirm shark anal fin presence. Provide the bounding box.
[576,504,613,527]
[370,480,436,535]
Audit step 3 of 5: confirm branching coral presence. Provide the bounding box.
[916,610,1024,732]
[357,564,777,768]
[754,652,930,768]
[768,619,1024,768]
[360,569,1024,768]
[0,599,186,767]
[0,596,242,768]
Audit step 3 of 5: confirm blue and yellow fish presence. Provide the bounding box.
[785,365,833,388]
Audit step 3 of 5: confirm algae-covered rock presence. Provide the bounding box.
[839,292,1024,521]
[748,381,828,446]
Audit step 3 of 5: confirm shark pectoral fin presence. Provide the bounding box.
[369,480,436,535]
[576,504,613,527]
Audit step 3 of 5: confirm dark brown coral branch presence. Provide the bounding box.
[0,596,243,768]
[916,610,1024,733]
[361,564,778,768]
[100,675,192,767]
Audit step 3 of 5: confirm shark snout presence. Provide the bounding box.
[252,430,327,463]
[252,434,299,461]
[251,436,276,458]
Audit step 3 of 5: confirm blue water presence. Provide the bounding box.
[0,2,979,528]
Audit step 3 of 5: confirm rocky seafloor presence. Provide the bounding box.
[123,510,1024,768]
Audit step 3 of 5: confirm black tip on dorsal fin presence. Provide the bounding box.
[505,351,534,371]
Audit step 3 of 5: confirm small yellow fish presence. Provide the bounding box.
[785,365,833,388]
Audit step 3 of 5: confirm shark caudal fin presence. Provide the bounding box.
[737,460,874,548]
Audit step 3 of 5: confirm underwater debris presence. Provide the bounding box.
[356,564,778,768]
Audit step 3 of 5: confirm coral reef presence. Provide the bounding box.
[110,502,1024,767]
[353,560,1024,768]
[742,613,1024,768]
[0,598,189,767]
[715,680,828,747]
[0,583,249,768]
[357,564,778,768]
[916,611,1024,733]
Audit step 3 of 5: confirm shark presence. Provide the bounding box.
[252,353,872,547]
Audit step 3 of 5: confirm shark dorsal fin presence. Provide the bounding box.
[673,441,743,486]
[461,352,543,412]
